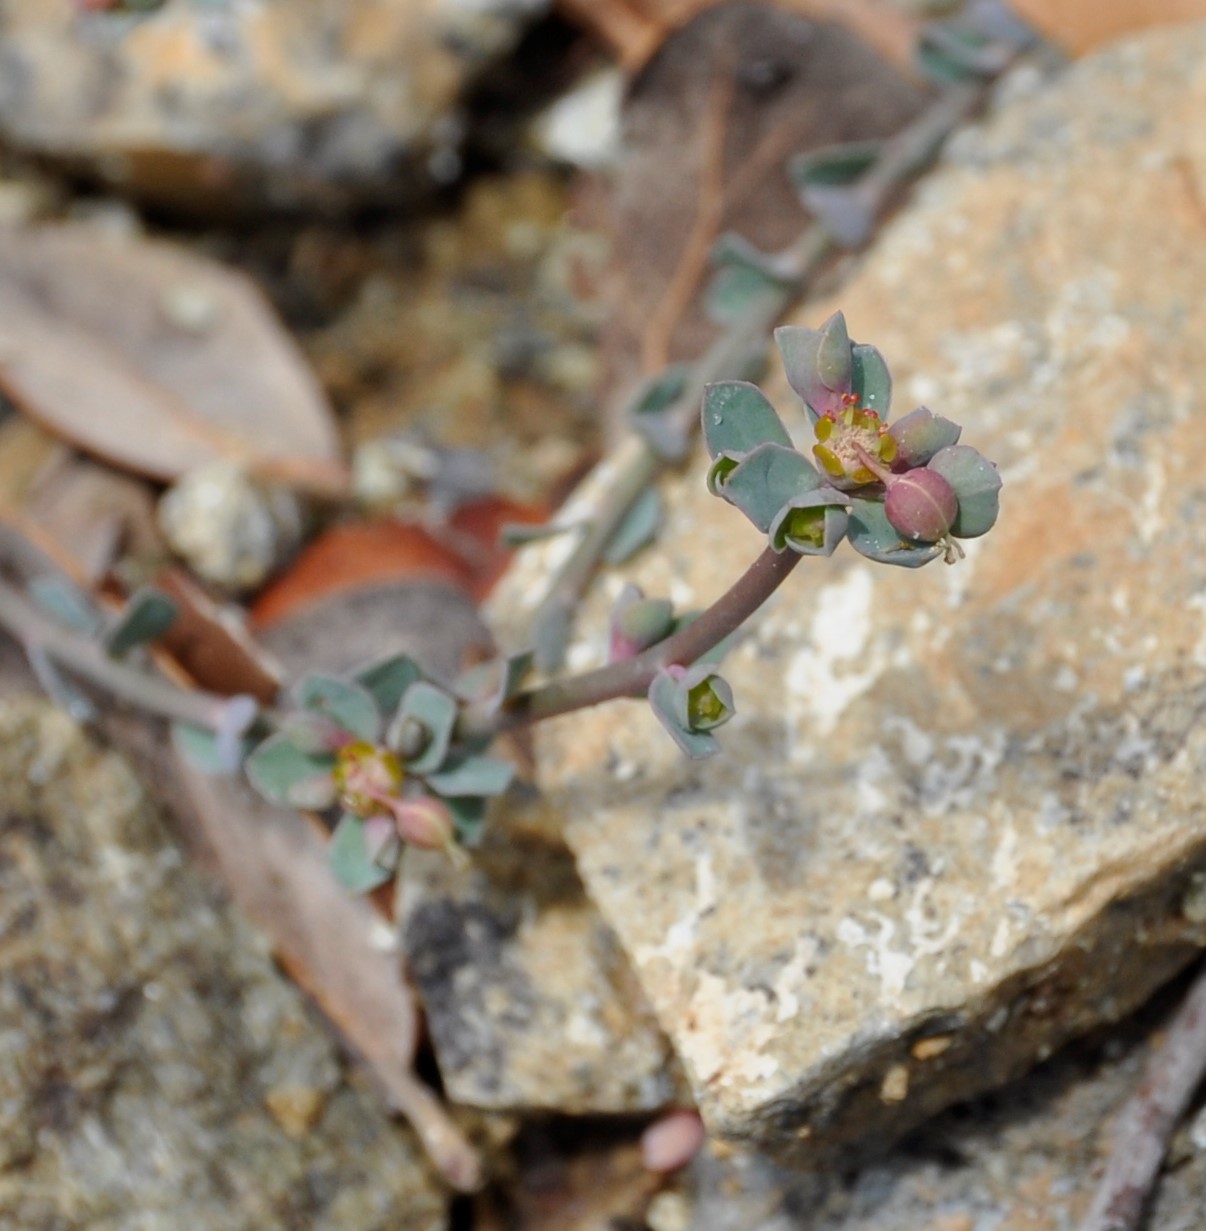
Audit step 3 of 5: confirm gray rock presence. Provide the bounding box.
[676,979,1206,1231]
[399,785,688,1114]
[508,23,1206,1163]
[0,698,446,1230]
[0,0,547,212]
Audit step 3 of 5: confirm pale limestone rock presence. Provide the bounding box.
[0,0,546,212]
[516,24,1206,1161]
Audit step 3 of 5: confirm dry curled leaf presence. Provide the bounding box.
[555,0,919,72]
[172,762,483,1192]
[0,225,343,489]
[596,5,929,402]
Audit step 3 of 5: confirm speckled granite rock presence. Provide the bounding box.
[399,787,688,1114]
[502,24,1206,1163]
[0,0,547,212]
[677,980,1206,1231]
[0,698,446,1231]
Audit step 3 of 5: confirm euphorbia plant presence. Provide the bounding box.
[225,311,1000,890]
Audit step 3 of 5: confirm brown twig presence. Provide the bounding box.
[1078,960,1206,1231]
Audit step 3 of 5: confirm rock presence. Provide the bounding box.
[675,980,1206,1230]
[0,698,447,1230]
[512,24,1206,1163]
[399,786,688,1113]
[0,0,548,213]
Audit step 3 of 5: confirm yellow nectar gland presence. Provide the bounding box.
[813,393,897,485]
[332,741,404,817]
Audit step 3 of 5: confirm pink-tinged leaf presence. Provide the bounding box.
[0,226,343,488]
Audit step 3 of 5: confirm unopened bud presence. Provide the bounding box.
[884,468,957,543]
[391,795,461,860]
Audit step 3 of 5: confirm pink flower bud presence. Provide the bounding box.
[884,468,957,543]
[391,796,458,855]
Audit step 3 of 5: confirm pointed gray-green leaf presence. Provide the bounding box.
[445,795,488,847]
[817,311,853,390]
[769,488,850,556]
[604,486,662,565]
[425,754,515,798]
[701,381,791,461]
[391,681,457,774]
[454,651,534,711]
[721,442,822,532]
[294,673,380,742]
[244,733,338,809]
[847,498,943,568]
[850,345,892,419]
[104,586,178,658]
[328,813,396,894]
[353,653,422,719]
[888,406,961,469]
[28,575,104,636]
[648,671,719,760]
[927,445,1003,538]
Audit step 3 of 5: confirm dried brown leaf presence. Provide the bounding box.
[171,761,482,1192]
[556,0,919,73]
[0,225,343,487]
[596,5,929,402]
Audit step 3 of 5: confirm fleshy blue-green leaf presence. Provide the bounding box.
[647,671,719,759]
[244,733,338,809]
[293,674,380,742]
[926,445,1002,538]
[720,442,822,532]
[888,406,961,469]
[768,489,850,556]
[846,498,943,568]
[425,754,515,798]
[104,586,178,657]
[774,312,852,420]
[604,486,663,565]
[454,651,534,710]
[328,812,397,894]
[850,345,892,419]
[701,381,792,461]
[630,364,692,460]
[391,681,458,774]
[172,721,250,775]
[789,146,880,249]
[353,654,423,719]
[705,234,797,325]
[28,575,104,636]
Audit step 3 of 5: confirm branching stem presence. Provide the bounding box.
[0,576,255,735]
[464,544,800,737]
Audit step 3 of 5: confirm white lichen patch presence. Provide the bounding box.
[784,568,882,740]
